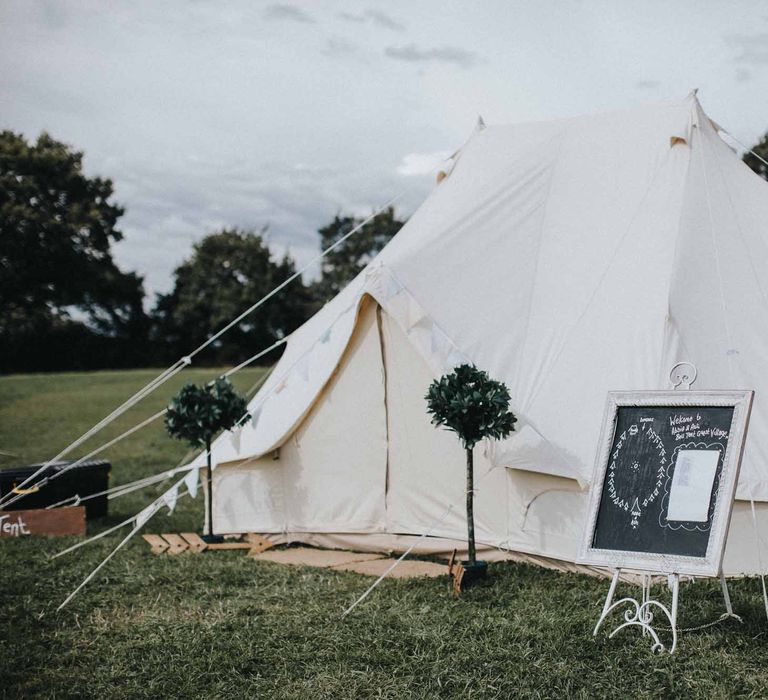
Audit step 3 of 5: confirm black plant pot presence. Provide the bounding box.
[202,534,225,545]
[460,560,488,589]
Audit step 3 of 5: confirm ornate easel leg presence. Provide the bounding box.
[641,574,651,637]
[596,571,679,653]
[720,571,742,622]
[668,574,679,654]
[593,569,621,637]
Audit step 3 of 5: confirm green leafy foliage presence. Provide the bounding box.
[153,228,313,365]
[0,130,150,371]
[313,207,406,304]
[743,132,768,182]
[425,364,517,449]
[165,377,250,448]
[5,370,768,697]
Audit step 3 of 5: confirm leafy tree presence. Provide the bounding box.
[743,132,768,182]
[165,377,250,541]
[153,228,313,365]
[313,206,405,303]
[426,364,517,567]
[0,131,148,351]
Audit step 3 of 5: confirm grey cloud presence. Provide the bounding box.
[263,4,316,24]
[338,9,405,31]
[323,37,358,58]
[384,44,480,68]
[635,80,660,90]
[723,32,768,65]
[110,153,423,297]
[736,68,752,82]
[40,1,68,30]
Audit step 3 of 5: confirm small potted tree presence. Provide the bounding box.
[425,364,517,587]
[165,377,250,543]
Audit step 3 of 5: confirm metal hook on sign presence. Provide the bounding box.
[669,362,697,391]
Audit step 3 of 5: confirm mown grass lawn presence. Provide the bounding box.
[2,370,768,698]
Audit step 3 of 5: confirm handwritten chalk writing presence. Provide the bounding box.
[606,423,666,529]
[0,514,30,537]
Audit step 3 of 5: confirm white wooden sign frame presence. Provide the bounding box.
[578,390,754,577]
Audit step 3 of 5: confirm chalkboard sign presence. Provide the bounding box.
[578,391,753,576]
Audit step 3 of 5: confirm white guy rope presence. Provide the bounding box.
[341,465,499,618]
[10,194,401,509]
[57,523,145,611]
[45,461,196,510]
[750,499,768,621]
[719,130,768,169]
[19,343,283,509]
[48,362,275,510]
[0,409,167,510]
[51,513,138,559]
[341,502,456,618]
[186,194,402,360]
[0,360,188,508]
[223,338,286,378]
[52,448,210,559]
[57,483,195,609]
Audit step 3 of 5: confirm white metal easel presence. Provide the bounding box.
[591,363,742,653]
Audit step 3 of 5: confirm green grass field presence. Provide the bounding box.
[2,370,768,698]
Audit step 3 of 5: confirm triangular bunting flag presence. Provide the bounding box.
[229,425,242,452]
[162,484,179,513]
[385,275,402,301]
[250,406,262,432]
[297,354,310,381]
[446,348,468,369]
[184,467,199,499]
[430,324,449,356]
[135,503,157,529]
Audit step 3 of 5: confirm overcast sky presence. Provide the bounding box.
[2,1,767,298]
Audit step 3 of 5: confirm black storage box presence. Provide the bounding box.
[0,459,111,519]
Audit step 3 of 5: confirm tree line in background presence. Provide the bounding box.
[0,131,405,372]
[2,129,767,373]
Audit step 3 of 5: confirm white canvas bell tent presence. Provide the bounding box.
[190,92,768,577]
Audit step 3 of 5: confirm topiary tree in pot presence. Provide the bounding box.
[165,377,250,543]
[425,364,517,584]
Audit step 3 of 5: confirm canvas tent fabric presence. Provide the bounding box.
[192,93,768,576]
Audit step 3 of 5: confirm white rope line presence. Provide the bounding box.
[243,364,276,398]
[222,338,286,378]
[53,449,210,559]
[57,484,195,610]
[0,361,187,508]
[341,466,498,618]
[750,499,768,621]
[45,460,197,510]
[1,409,167,510]
[19,352,278,509]
[187,194,402,360]
[341,502,456,618]
[57,523,143,611]
[12,194,401,510]
[77,366,275,509]
[719,130,768,169]
[46,473,167,510]
[51,513,138,559]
